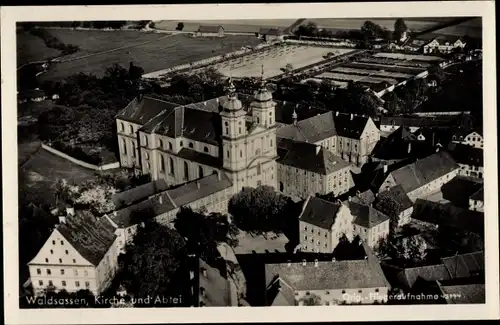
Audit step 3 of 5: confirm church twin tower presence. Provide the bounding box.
[220,67,278,192]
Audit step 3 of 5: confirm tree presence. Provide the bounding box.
[228,186,294,233]
[333,235,365,260]
[397,235,427,261]
[54,178,116,215]
[119,220,187,305]
[176,22,184,31]
[374,196,403,233]
[300,293,322,306]
[285,63,294,73]
[393,18,408,41]
[384,91,400,114]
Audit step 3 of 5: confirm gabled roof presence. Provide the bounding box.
[388,151,459,193]
[198,258,231,306]
[371,126,436,161]
[57,210,117,266]
[376,184,414,212]
[411,199,484,235]
[197,25,224,33]
[380,115,462,128]
[469,187,484,201]
[112,179,169,210]
[399,264,451,289]
[439,283,485,304]
[441,251,484,279]
[116,96,179,125]
[277,137,350,175]
[259,27,284,36]
[351,189,376,205]
[447,143,484,167]
[349,201,390,228]
[266,278,296,306]
[299,196,342,230]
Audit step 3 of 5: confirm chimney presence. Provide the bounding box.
[58,216,66,224]
[197,182,201,189]
[189,270,195,280]
[314,259,319,267]
[356,190,361,196]
[315,145,321,155]
[336,111,339,117]
[287,260,291,267]
[383,164,388,174]
[350,114,354,120]
[204,101,207,106]
[332,257,336,262]
[216,98,219,104]
[292,110,298,125]
[66,206,75,217]
[200,286,206,297]
[348,196,352,202]
[407,142,411,154]
[302,259,307,266]
[201,267,207,277]
[159,195,163,204]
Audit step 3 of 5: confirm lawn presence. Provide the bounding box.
[19,148,100,206]
[39,33,263,81]
[154,19,298,33]
[300,18,457,33]
[16,32,61,66]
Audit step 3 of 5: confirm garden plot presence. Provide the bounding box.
[215,44,353,79]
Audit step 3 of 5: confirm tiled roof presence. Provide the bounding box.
[265,259,388,291]
[116,96,179,125]
[198,258,231,306]
[277,111,370,143]
[376,185,414,212]
[447,143,483,167]
[57,210,116,266]
[266,278,296,306]
[368,159,414,192]
[351,189,376,205]
[399,264,451,289]
[277,137,350,175]
[380,115,462,128]
[108,192,176,228]
[167,172,232,208]
[176,148,222,169]
[439,284,485,304]
[388,151,459,193]
[197,25,223,33]
[112,179,169,210]
[411,199,484,235]
[349,201,390,228]
[299,196,342,230]
[469,187,484,201]
[371,126,436,161]
[441,251,484,279]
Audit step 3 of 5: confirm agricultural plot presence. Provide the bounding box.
[346,62,426,75]
[16,32,61,66]
[299,18,456,33]
[215,44,353,79]
[39,33,262,81]
[372,52,443,62]
[317,72,398,85]
[154,19,298,33]
[331,66,413,80]
[430,17,482,38]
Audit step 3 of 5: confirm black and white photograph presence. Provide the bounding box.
[2,2,499,323]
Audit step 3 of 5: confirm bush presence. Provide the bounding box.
[52,141,102,165]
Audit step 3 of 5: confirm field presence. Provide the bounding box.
[17,32,61,66]
[428,17,482,38]
[20,148,99,205]
[154,19,298,33]
[215,44,353,79]
[300,18,457,33]
[39,32,262,81]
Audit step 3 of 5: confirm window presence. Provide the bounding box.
[227,150,230,158]
[325,291,330,295]
[52,240,55,245]
[62,280,66,287]
[65,250,68,255]
[72,259,76,264]
[145,152,149,160]
[189,142,194,149]
[257,164,261,175]
[129,125,133,134]
[48,280,53,286]
[39,280,43,286]
[127,228,132,234]
[122,139,127,154]
[132,143,136,157]
[239,127,242,134]
[160,155,165,171]
[199,166,204,178]
[204,146,209,153]
[269,118,272,124]
[47,269,51,275]
[358,289,362,293]
[84,270,88,276]
[143,135,148,146]
[240,150,243,158]
[375,288,379,293]
[169,157,175,175]
[168,142,173,150]
[257,117,260,123]
[184,162,189,180]
[306,291,310,295]
[59,258,62,263]
[225,127,229,134]
[60,269,65,275]
[50,249,53,254]
[85,281,90,288]
[270,139,273,147]
[76,281,80,287]
[120,122,124,132]
[74,270,78,276]
[180,141,183,147]
[342,290,346,294]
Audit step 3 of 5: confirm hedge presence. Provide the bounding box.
[52,141,102,165]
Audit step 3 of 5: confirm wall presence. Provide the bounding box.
[398,207,414,227]
[469,199,484,212]
[42,144,119,171]
[95,238,120,295]
[407,169,459,202]
[458,164,483,179]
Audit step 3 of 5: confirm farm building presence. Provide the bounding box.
[196,25,225,38]
[258,28,285,42]
[422,37,466,54]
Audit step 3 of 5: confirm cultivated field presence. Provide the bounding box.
[429,17,482,38]
[20,148,99,205]
[39,33,262,81]
[154,19,298,33]
[17,32,61,66]
[300,18,457,32]
[215,44,353,79]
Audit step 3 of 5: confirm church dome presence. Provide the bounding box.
[223,97,243,111]
[254,87,273,102]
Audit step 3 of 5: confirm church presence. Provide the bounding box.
[116,75,278,195]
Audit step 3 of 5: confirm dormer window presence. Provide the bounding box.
[189,142,194,149]
[129,125,133,134]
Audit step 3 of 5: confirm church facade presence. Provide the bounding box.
[116,78,278,195]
